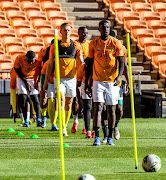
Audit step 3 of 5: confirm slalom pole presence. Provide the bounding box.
[54,29,65,179]
[126,33,138,169]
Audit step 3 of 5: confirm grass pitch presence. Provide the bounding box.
[0,117,165,180]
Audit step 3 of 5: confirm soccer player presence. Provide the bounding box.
[43,23,83,136]
[71,26,90,134]
[34,39,54,127]
[85,20,124,146]
[14,51,41,127]
[41,60,59,130]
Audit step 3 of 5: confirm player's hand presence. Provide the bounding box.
[125,83,130,95]
[114,75,121,86]
[87,87,92,98]
[34,81,38,90]
[25,81,31,92]
[85,82,89,94]
[43,81,48,91]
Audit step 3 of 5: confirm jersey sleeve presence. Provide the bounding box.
[14,56,20,69]
[115,40,124,57]
[74,41,82,57]
[49,44,55,60]
[123,46,127,62]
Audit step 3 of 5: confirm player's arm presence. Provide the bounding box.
[43,58,54,91]
[76,81,82,112]
[123,61,130,95]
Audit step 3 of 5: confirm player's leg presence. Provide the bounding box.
[83,99,92,138]
[65,97,74,128]
[31,101,37,122]
[10,88,17,124]
[40,90,48,128]
[114,104,123,140]
[101,104,108,143]
[71,97,79,133]
[105,82,120,145]
[47,83,58,131]
[26,98,32,125]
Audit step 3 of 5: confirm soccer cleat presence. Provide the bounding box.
[114,127,120,140]
[22,122,29,127]
[41,116,47,128]
[91,131,95,138]
[107,138,115,145]
[37,121,41,127]
[82,128,86,134]
[93,137,101,146]
[29,120,32,125]
[85,131,91,138]
[71,122,79,133]
[51,125,59,131]
[63,129,69,136]
[101,137,107,143]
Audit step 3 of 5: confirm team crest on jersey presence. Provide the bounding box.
[110,47,113,51]
[96,47,100,51]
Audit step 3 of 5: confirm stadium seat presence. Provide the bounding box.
[144,45,164,60]
[7,11,27,27]
[0,20,10,28]
[130,20,147,41]
[16,0,35,2]
[27,45,44,57]
[151,53,166,70]
[142,12,161,22]
[128,0,147,2]
[160,37,166,46]
[7,46,27,62]
[0,29,16,38]
[23,37,44,48]
[37,0,56,2]
[12,20,31,29]
[108,0,126,15]
[0,62,13,70]
[2,37,23,48]
[0,47,6,55]
[0,54,12,63]
[137,37,161,51]
[26,11,47,21]
[16,28,37,39]
[154,3,166,20]
[158,56,166,78]
[31,20,53,30]
[148,20,166,35]
[154,29,166,38]
[41,2,62,12]
[114,3,132,25]
[20,2,41,12]
[151,0,166,11]
[134,3,152,20]
[51,20,74,29]
[37,28,54,38]
[47,11,68,21]
[131,28,154,43]
[124,18,142,33]
[1,2,20,16]
[43,36,54,46]
[131,2,151,11]
[0,11,7,20]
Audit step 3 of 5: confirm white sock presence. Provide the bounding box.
[83,119,85,129]
[27,112,30,121]
[19,113,24,121]
[73,114,78,123]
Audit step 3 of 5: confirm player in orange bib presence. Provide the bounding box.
[43,23,83,136]
[14,51,41,127]
[85,20,124,146]
[71,26,90,134]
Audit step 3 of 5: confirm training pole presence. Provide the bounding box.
[54,29,65,179]
[126,33,138,169]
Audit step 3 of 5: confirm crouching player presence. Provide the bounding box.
[14,51,41,127]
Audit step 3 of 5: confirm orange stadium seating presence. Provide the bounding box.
[159,56,166,78]
[32,20,53,30]
[0,55,12,63]
[41,2,62,12]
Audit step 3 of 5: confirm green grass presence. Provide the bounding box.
[0,118,166,180]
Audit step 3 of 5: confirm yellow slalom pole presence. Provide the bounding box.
[54,29,65,179]
[126,33,138,169]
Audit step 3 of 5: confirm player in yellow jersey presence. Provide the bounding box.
[43,23,83,136]
[85,20,124,146]
[14,51,41,127]
[71,26,90,134]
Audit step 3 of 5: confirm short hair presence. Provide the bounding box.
[78,26,87,34]
[26,51,36,61]
[60,23,71,30]
[99,20,109,27]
